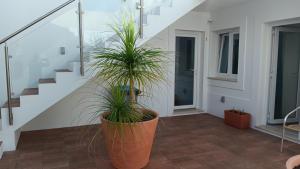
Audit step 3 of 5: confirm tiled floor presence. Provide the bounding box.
[1,113,300,169]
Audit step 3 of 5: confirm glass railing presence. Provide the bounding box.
[144,0,173,14]
[1,0,175,124]
[82,0,139,56]
[2,0,140,103]
[82,0,174,50]
[119,0,172,40]
[143,0,173,24]
[6,6,80,97]
[2,0,175,97]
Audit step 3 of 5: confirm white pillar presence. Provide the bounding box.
[2,129,19,151]
[1,109,19,151]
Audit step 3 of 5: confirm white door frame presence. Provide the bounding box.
[174,30,203,110]
[268,27,300,124]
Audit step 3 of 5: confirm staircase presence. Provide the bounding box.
[0,0,205,154]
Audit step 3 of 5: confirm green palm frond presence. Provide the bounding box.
[91,15,166,122]
[92,16,165,91]
[104,85,142,123]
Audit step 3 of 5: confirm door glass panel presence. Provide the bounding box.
[175,37,195,106]
[274,31,300,119]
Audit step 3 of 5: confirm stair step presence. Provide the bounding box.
[21,88,39,96]
[55,69,72,72]
[3,98,20,108]
[39,78,56,84]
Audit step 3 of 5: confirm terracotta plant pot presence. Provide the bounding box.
[286,155,300,169]
[224,109,251,129]
[101,109,159,169]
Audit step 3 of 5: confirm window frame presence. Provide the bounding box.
[217,29,240,79]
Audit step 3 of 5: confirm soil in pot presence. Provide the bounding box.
[101,109,159,169]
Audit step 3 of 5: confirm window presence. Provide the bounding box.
[218,30,240,78]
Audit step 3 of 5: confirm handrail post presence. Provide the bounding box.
[78,0,84,76]
[137,0,144,38]
[4,44,13,125]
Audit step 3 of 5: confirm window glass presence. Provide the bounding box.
[232,33,239,74]
[219,34,229,73]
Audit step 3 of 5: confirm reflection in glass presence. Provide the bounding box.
[219,34,229,74]
[175,37,195,106]
[274,32,300,119]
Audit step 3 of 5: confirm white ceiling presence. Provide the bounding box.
[194,0,250,12]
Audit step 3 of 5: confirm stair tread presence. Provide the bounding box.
[2,98,20,108]
[21,88,39,96]
[39,78,56,84]
[55,69,72,72]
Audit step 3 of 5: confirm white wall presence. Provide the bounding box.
[21,80,102,131]
[22,11,211,131]
[206,0,300,127]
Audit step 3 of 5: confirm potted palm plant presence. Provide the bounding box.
[91,16,165,169]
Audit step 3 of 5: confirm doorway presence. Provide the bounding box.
[268,25,300,124]
[174,31,202,110]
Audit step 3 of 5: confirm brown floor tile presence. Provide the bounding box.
[0,114,299,169]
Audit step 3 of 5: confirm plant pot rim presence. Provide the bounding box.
[225,109,246,112]
[225,110,250,114]
[101,109,159,125]
[286,155,300,169]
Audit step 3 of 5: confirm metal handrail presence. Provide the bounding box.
[2,0,84,126]
[137,0,144,38]
[0,0,76,45]
[281,106,300,152]
[78,1,84,76]
[4,44,13,125]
